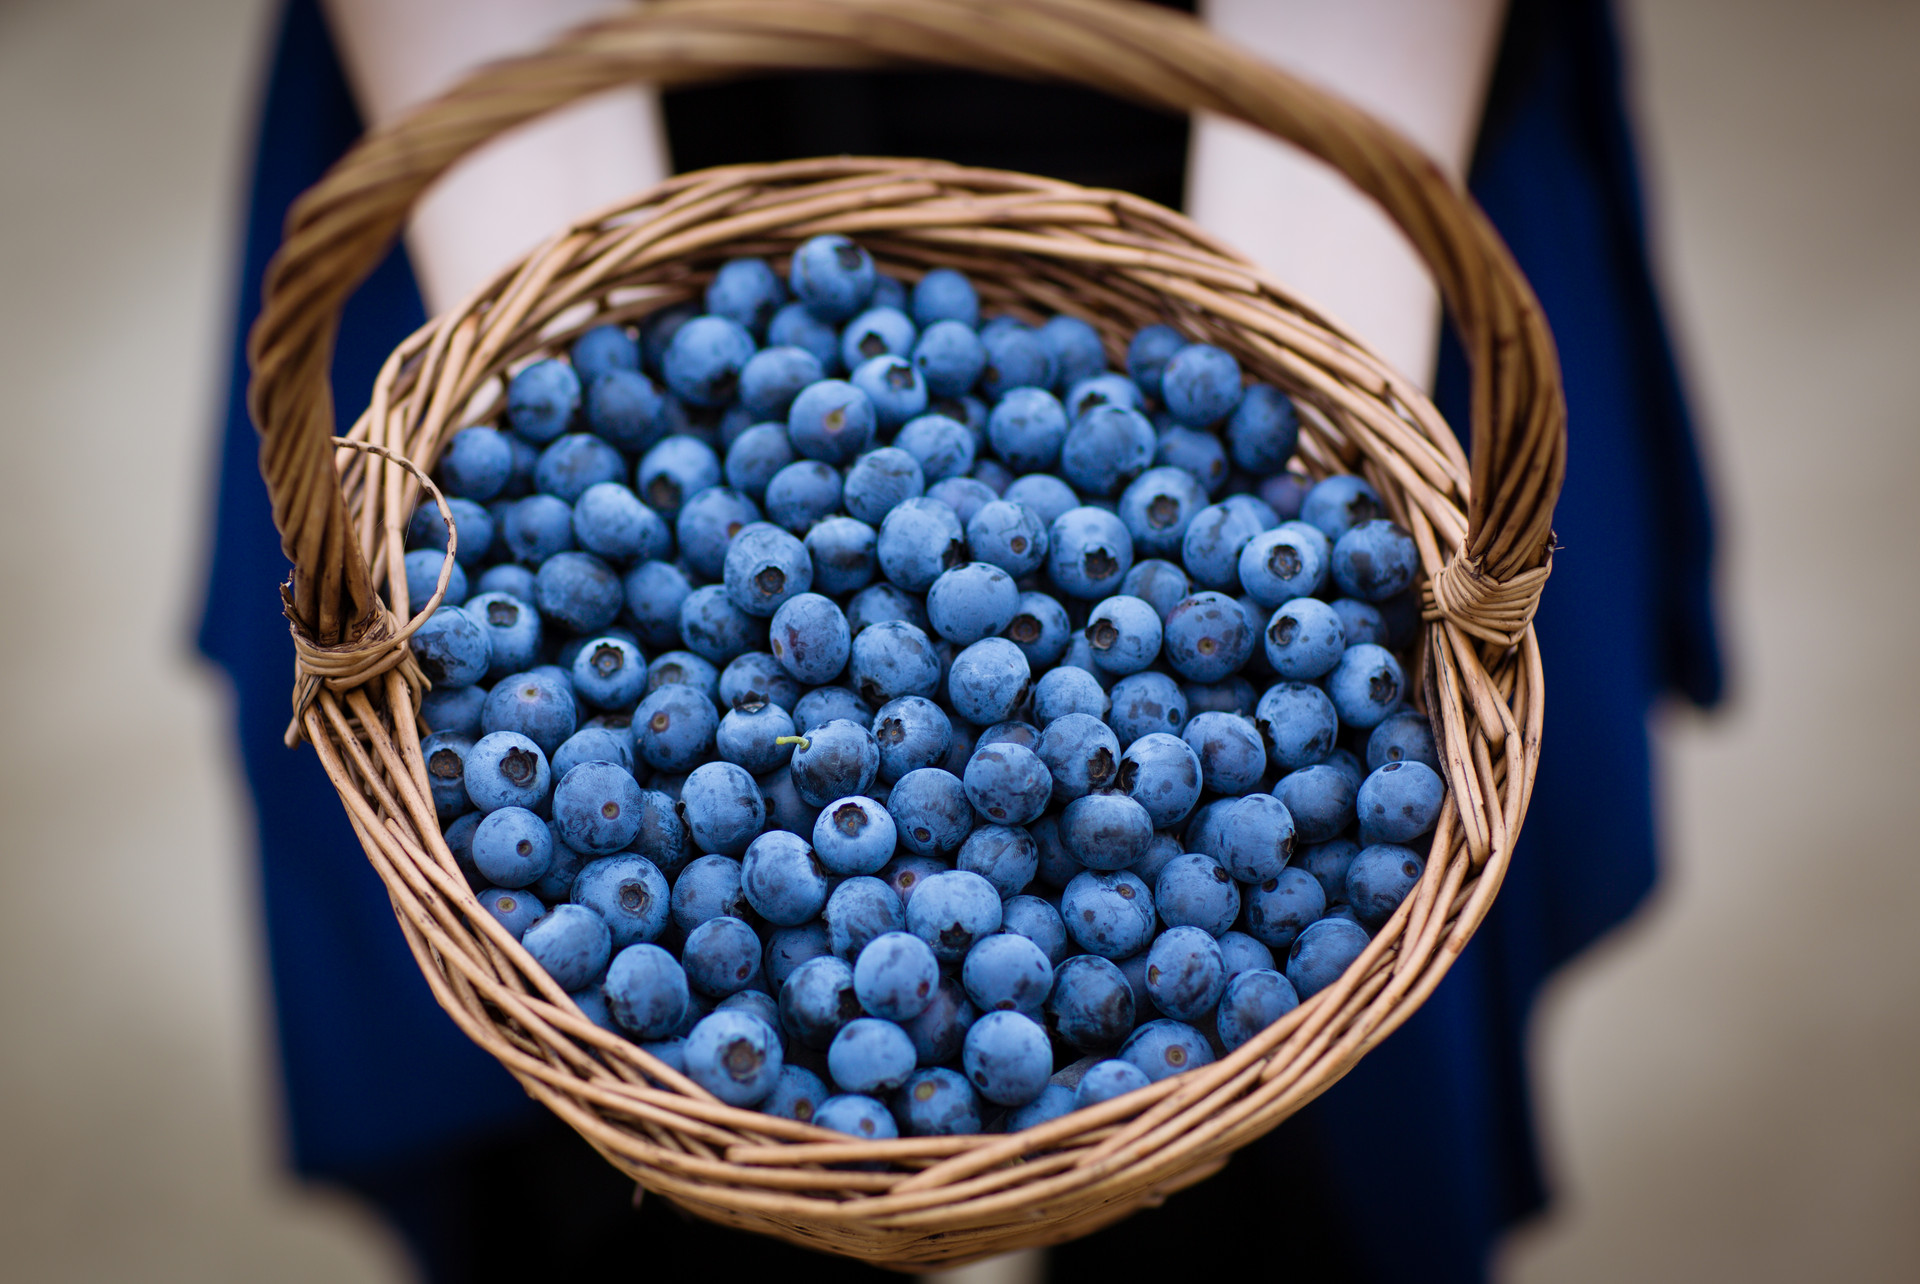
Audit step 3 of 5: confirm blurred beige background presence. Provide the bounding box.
[1,0,1915,1280]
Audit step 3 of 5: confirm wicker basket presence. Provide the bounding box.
[245,0,1562,1267]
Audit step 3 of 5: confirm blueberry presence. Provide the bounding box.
[1326,644,1405,729]
[1238,522,1330,607]
[894,412,976,482]
[1260,597,1346,681]
[684,1009,784,1106]
[662,315,755,408]
[848,354,928,430]
[566,636,643,712]
[846,582,928,638]
[628,788,690,878]
[920,563,1017,648]
[946,637,1031,725]
[1044,957,1135,1055]
[1295,836,1359,904]
[506,358,581,443]
[1346,843,1426,928]
[1224,384,1300,476]
[1036,660,1113,721]
[637,435,722,519]
[1031,314,1102,389]
[999,474,1078,528]
[870,695,952,784]
[647,650,721,701]
[1074,1059,1151,1109]
[995,898,1064,969]
[1364,714,1436,777]
[815,1093,899,1139]
[403,549,468,614]
[462,730,550,814]
[802,517,877,597]
[955,507,1042,587]
[1059,404,1155,497]
[411,605,492,689]
[549,760,643,855]
[1035,711,1120,804]
[790,234,876,322]
[1327,518,1419,603]
[522,903,612,991]
[1047,506,1133,600]
[761,460,842,534]
[1115,732,1203,830]
[670,853,751,934]
[832,452,919,531]
[1275,764,1359,843]
[715,703,795,775]
[409,497,497,569]
[582,368,664,453]
[1140,926,1224,1022]
[477,885,544,938]
[1061,869,1155,959]
[906,267,977,328]
[422,731,477,822]
[877,496,966,592]
[682,914,766,999]
[1154,852,1241,937]
[531,433,622,506]
[893,1066,982,1136]
[1216,930,1277,983]
[722,652,803,713]
[1242,866,1327,953]
[1064,371,1145,423]
[959,1009,1050,1106]
[1254,681,1340,771]
[764,922,831,993]
[1147,430,1224,504]
[827,631,927,720]
[678,761,764,857]
[568,483,665,565]
[1299,474,1383,541]
[571,854,670,949]
[1286,917,1372,998]
[733,349,821,428]
[1132,833,1184,889]
[1106,672,1186,750]
[911,318,987,397]
[1124,324,1185,399]
[1116,467,1208,561]
[571,324,640,383]
[600,942,689,1039]
[951,825,1037,900]
[761,1064,831,1124]
[959,742,1050,827]
[852,930,940,1021]
[678,584,765,666]
[802,796,891,878]
[619,561,690,651]
[1002,591,1073,670]
[779,953,863,1050]
[1176,710,1262,796]
[471,805,552,888]
[715,523,807,622]
[1082,595,1161,677]
[896,868,997,964]
[1160,344,1242,427]
[827,1017,917,1096]
[676,487,762,584]
[633,683,718,773]
[736,829,827,927]
[436,425,514,502]
[975,720,1042,753]
[1118,1018,1215,1083]
[792,686,874,736]
[1180,502,1264,592]
[705,257,787,335]
[766,300,840,370]
[889,974,968,1071]
[886,769,975,861]
[1215,968,1299,1051]
[978,324,1055,400]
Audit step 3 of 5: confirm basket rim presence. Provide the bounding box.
[289,156,1546,1265]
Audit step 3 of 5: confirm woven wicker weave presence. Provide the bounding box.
[244,0,1563,1266]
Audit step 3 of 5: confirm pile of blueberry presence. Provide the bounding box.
[405,234,1444,1141]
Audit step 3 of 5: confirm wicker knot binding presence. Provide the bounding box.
[1423,547,1555,648]
[282,439,451,746]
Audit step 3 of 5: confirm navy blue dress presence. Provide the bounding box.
[198,2,1720,1278]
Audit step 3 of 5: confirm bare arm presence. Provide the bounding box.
[1190,0,1507,386]
[319,0,670,316]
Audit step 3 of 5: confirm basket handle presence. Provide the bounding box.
[249,0,1563,649]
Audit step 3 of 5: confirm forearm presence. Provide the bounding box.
[1190,0,1507,386]
[320,0,670,316]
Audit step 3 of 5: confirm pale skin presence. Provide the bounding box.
[321,0,1504,387]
